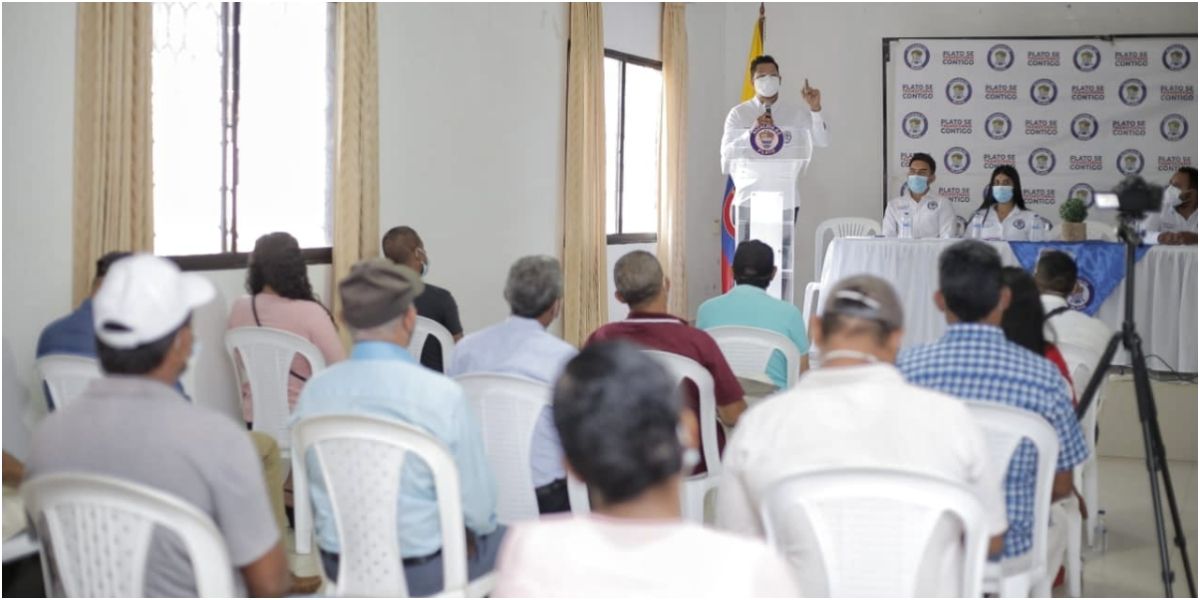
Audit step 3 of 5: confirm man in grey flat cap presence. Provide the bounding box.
[292,258,503,597]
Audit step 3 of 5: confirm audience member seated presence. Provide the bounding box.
[382,225,463,372]
[1035,250,1113,373]
[448,255,575,514]
[35,251,131,409]
[696,240,809,395]
[294,259,502,597]
[1000,267,1076,404]
[227,232,345,425]
[882,152,956,239]
[492,341,799,597]
[897,240,1088,568]
[26,255,291,597]
[1146,166,1198,245]
[716,275,1007,594]
[587,250,747,475]
[966,165,1043,240]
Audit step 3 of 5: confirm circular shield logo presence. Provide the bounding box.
[987,44,1015,71]
[1117,149,1145,175]
[1069,183,1096,208]
[1161,114,1189,141]
[1164,44,1191,71]
[1119,78,1147,106]
[905,43,930,70]
[1070,114,1099,141]
[944,147,971,175]
[985,112,1012,140]
[1013,218,1027,231]
[750,123,784,156]
[902,111,928,139]
[946,77,972,105]
[1073,44,1101,71]
[1030,79,1058,106]
[1028,148,1056,176]
[1068,278,1094,310]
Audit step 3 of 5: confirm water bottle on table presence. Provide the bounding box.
[899,212,914,240]
[1030,216,1045,242]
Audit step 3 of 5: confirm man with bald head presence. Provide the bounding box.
[586,250,747,476]
[382,226,464,372]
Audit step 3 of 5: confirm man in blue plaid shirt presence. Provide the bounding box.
[898,240,1088,564]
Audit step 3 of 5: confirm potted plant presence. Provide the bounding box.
[1059,197,1088,241]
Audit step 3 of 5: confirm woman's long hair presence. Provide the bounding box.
[1000,266,1052,354]
[974,164,1028,217]
[245,232,335,323]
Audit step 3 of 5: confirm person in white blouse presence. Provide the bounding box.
[966,165,1045,241]
[492,341,799,598]
[1143,167,1198,245]
[882,152,957,239]
[720,55,830,175]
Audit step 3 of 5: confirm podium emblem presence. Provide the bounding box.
[750,123,785,156]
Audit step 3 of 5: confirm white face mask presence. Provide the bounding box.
[754,75,781,98]
[1164,185,1182,207]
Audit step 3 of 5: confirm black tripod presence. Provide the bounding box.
[1075,215,1196,597]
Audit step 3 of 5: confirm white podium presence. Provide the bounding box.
[727,126,813,302]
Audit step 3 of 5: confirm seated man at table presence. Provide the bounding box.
[587,250,747,475]
[1035,250,1112,371]
[882,152,956,239]
[697,240,809,395]
[897,240,1088,566]
[1152,167,1198,245]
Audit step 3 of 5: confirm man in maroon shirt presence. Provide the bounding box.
[586,250,747,474]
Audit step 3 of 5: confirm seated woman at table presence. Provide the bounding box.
[965,165,1046,241]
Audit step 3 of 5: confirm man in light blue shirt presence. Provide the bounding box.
[697,240,809,390]
[294,259,501,597]
[448,256,576,514]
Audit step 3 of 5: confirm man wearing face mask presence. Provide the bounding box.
[1144,167,1198,245]
[382,225,464,372]
[720,55,830,175]
[882,152,957,239]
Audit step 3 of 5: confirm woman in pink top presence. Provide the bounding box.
[228,232,346,424]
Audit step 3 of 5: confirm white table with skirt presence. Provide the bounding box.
[817,238,1198,373]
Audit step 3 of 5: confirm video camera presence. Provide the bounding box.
[1093,175,1163,218]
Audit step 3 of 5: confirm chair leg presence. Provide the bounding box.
[1066,512,1082,597]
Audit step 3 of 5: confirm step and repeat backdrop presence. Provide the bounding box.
[889,37,1197,226]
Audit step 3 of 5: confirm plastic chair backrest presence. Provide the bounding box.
[643,350,721,478]
[225,327,326,452]
[813,217,882,278]
[705,325,802,389]
[408,316,456,370]
[21,472,235,598]
[955,215,968,238]
[963,401,1059,576]
[291,414,467,597]
[456,372,551,523]
[36,355,103,411]
[761,467,989,597]
[1085,220,1117,241]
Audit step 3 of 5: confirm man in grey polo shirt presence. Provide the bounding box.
[26,254,290,597]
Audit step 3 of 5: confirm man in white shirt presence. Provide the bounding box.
[716,274,1006,596]
[720,55,830,175]
[1035,250,1113,371]
[882,152,957,238]
[1144,167,1198,245]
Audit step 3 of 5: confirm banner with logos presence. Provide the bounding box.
[891,37,1197,227]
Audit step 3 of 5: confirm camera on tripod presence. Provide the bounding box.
[1092,175,1163,218]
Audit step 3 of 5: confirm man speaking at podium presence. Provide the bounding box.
[720,55,830,175]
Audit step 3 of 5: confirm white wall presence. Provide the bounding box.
[682,2,1199,310]
[603,2,661,61]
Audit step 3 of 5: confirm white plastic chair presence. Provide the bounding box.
[456,372,557,523]
[225,326,326,457]
[705,325,802,390]
[291,414,491,597]
[801,282,821,328]
[760,467,991,597]
[21,472,235,597]
[408,316,456,371]
[964,401,1061,598]
[35,354,103,411]
[812,217,882,279]
[955,215,969,238]
[1058,343,1106,550]
[644,350,720,524]
[1085,221,1117,242]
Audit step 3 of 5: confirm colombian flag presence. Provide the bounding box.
[721,6,765,292]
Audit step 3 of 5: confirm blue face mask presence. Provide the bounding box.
[906,175,929,195]
[992,185,1014,204]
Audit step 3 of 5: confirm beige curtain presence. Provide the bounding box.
[332,3,381,343]
[562,3,608,346]
[72,3,153,305]
[658,3,689,318]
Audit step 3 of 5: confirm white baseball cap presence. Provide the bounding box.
[93,254,215,349]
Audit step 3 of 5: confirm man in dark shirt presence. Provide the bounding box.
[382,226,463,372]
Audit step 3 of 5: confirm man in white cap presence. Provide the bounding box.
[25,254,290,597]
